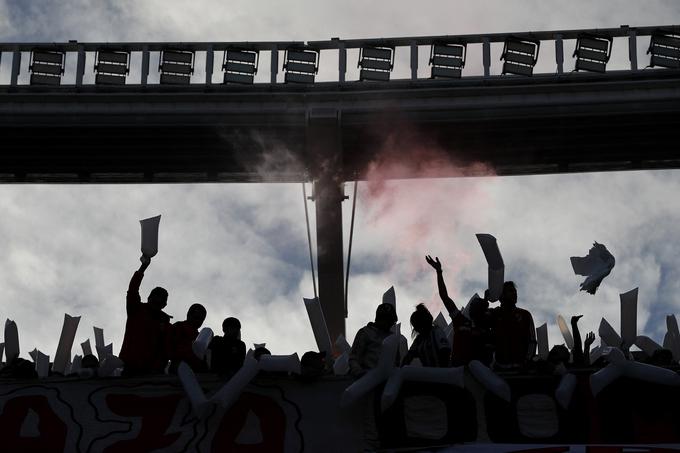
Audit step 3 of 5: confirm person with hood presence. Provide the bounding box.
[349,303,398,377]
[120,255,172,376]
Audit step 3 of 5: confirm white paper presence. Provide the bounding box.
[192,328,214,360]
[555,373,577,409]
[99,354,124,377]
[0,343,4,364]
[52,314,81,375]
[140,215,162,257]
[667,314,680,338]
[253,343,266,349]
[620,288,638,347]
[469,360,511,402]
[4,319,19,362]
[96,344,113,364]
[81,339,92,357]
[570,242,615,295]
[333,351,349,375]
[303,297,333,354]
[29,348,38,362]
[634,335,662,357]
[476,234,504,302]
[556,315,574,350]
[381,365,464,411]
[433,312,448,330]
[178,362,210,416]
[212,355,260,411]
[382,286,396,308]
[664,316,680,362]
[598,318,622,348]
[35,350,50,378]
[334,334,351,354]
[93,327,105,352]
[258,353,301,374]
[340,334,400,408]
[536,323,549,360]
[71,354,82,374]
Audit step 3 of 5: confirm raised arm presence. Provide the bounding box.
[426,255,458,315]
[127,255,151,315]
[583,332,595,366]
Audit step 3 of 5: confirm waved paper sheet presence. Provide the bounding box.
[0,343,4,364]
[81,339,92,357]
[475,234,504,302]
[333,351,349,375]
[93,327,105,353]
[536,323,549,360]
[212,356,260,411]
[178,362,210,416]
[620,288,638,347]
[570,242,615,295]
[258,353,301,374]
[598,318,622,348]
[303,297,333,354]
[4,319,19,362]
[340,334,400,408]
[192,328,214,360]
[555,373,577,409]
[52,314,81,375]
[634,335,662,357]
[469,360,511,402]
[557,315,574,350]
[35,350,50,378]
[382,286,396,308]
[334,334,351,354]
[140,215,162,257]
[381,365,464,411]
[433,312,448,330]
[70,354,82,374]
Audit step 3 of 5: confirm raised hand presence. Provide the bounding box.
[571,314,583,325]
[584,332,595,347]
[139,254,151,272]
[425,255,442,272]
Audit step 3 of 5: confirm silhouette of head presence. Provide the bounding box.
[468,296,490,326]
[410,303,433,337]
[148,287,168,311]
[222,317,241,338]
[499,281,518,308]
[374,303,397,331]
[187,303,207,329]
[82,354,100,369]
[548,345,570,365]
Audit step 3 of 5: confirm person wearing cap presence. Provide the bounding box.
[120,255,172,376]
[349,303,398,377]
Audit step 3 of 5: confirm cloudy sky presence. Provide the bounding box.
[1,0,679,361]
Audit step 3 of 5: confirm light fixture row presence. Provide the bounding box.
[24,30,680,86]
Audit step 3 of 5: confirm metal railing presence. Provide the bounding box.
[0,24,678,87]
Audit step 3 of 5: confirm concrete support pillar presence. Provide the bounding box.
[307,110,345,346]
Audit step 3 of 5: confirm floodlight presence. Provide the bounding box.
[573,34,612,73]
[159,49,194,85]
[223,49,259,84]
[647,30,680,69]
[501,38,539,76]
[358,46,394,81]
[94,50,130,85]
[429,42,466,79]
[29,50,65,85]
[283,48,319,83]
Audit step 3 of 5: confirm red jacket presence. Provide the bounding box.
[119,271,171,375]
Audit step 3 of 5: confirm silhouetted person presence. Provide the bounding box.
[208,317,246,377]
[403,303,451,367]
[547,345,570,374]
[167,303,208,374]
[120,255,171,376]
[349,303,398,377]
[426,255,493,366]
[570,314,595,366]
[489,281,537,370]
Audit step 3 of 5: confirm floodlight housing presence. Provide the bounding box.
[159,49,194,85]
[29,50,65,85]
[223,49,259,84]
[647,30,680,69]
[429,42,466,79]
[358,46,394,81]
[501,38,540,76]
[573,34,612,73]
[283,48,319,84]
[94,50,130,85]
